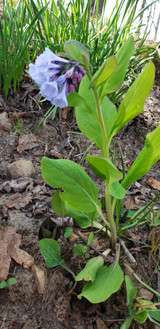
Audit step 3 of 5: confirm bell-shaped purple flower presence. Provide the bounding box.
[40,81,58,103]
[29,47,86,108]
[54,83,68,108]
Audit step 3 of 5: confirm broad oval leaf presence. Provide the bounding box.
[122,126,160,189]
[63,40,89,65]
[75,75,117,151]
[148,309,160,322]
[112,62,155,135]
[78,263,124,303]
[67,91,92,114]
[76,256,104,282]
[89,56,118,88]
[0,281,8,289]
[133,310,148,323]
[39,238,65,268]
[51,190,66,216]
[7,278,17,286]
[101,36,134,97]
[65,204,92,228]
[87,155,122,183]
[41,157,100,212]
[109,181,126,199]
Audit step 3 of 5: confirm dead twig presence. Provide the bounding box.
[120,239,137,267]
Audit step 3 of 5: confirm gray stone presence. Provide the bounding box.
[0,112,11,131]
[8,159,35,178]
[8,210,34,231]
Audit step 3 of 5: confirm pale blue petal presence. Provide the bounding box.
[29,64,47,86]
[36,47,69,67]
[54,84,68,108]
[56,74,66,85]
[40,81,58,102]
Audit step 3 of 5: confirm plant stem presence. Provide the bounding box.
[105,183,117,249]
[62,264,76,279]
[93,86,109,158]
[125,263,160,299]
[86,68,117,249]
[86,69,108,157]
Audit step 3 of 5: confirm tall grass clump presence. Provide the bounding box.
[0,0,47,99]
[31,0,158,103]
[0,0,158,100]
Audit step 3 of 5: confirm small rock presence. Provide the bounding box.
[8,159,35,178]
[8,210,34,230]
[0,112,11,131]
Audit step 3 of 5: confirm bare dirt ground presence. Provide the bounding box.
[0,62,160,329]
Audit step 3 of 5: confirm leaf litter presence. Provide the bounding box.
[0,225,34,281]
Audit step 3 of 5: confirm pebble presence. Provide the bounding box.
[0,112,11,131]
[8,159,35,178]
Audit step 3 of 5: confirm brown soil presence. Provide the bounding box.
[0,68,160,329]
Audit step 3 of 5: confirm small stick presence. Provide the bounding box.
[120,239,137,266]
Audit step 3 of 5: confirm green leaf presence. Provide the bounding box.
[67,92,91,113]
[75,76,117,151]
[78,263,124,303]
[87,155,122,183]
[90,56,117,88]
[101,36,134,97]
[122,126,160,189]
[120,317,133,329]
[51,192,93,228]
[63,40,89,65]
[41,157,100,212]
[109,182,126,199]
[65,205,92,228]
[0,280,8,289]
[76,256,104,282]
[148,309,160,322]
[73,244,88,257]
[7,278,17,286]
[125,275,137,313]
[51,190,66,216]
[100,95,117,139]
[113,62,155,134]
[87,232,94,245]
[64,227,73,238]
[133,310,148,323]
[39,238,65,268]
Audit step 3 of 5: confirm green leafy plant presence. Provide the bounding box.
[121,274,160,328]
[37,37,160,309]
[0,278,17,289]
[73,244,90,258]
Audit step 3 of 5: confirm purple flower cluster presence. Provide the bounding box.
[29,48,86,108]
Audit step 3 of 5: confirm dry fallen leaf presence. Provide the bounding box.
[0,225,34,281]
[96,317,109,329]
[32,265,47,294]
[0,178,31,193]
[69,233,79,243]
[17,133,39,153]
[5,192,32,209]
[146,176,160,190]
[139,288,153,300]
[124,197,140,209]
